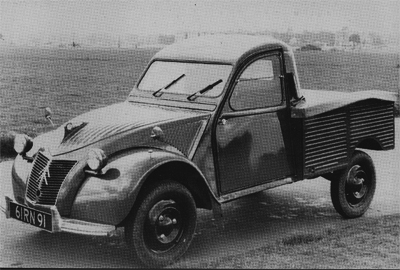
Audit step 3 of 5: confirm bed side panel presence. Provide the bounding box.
[349,100,395,150]
[303,108,348,178]
[296,99,394,180]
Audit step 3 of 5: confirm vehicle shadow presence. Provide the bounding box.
[21,229,140,268]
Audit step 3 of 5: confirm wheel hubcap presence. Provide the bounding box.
[346,165,369,205]
[146,199,183,252]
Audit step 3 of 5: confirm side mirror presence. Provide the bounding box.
[44,107,55,127]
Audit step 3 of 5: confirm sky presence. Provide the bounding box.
[1,0,399,43]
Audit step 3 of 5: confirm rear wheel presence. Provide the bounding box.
[330,150,376,218]
[125,181,197,267]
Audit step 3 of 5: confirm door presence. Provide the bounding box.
[216,52,293,194]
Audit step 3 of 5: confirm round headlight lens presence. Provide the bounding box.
[87,148,108,171]
[14,134,33,155]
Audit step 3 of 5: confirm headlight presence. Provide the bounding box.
[14,134,33,155]
[86,148,108,172]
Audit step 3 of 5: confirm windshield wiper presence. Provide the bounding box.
[152,74,185,97]
[187,79,223,101]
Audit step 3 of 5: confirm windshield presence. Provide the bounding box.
[138,61,232,97]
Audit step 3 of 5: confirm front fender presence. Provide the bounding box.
[69,148,213,225]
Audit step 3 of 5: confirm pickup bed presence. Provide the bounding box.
[291,89,395,179]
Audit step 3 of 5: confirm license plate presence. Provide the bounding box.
[9,201,52,232]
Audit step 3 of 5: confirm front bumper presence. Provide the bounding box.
[2,196,116,236]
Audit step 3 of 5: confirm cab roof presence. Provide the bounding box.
[153,34,292,64]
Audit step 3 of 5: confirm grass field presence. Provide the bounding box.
[295,51,399,93]
[0,47,399,158]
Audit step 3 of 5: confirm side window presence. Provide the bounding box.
[230,54,283,111]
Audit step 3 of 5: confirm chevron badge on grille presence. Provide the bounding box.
[39,161,51,186]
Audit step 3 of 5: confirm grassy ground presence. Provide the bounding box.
[184,214,400,269]
[0,48,399,160]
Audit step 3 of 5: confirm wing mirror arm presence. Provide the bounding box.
[45,107,55,127]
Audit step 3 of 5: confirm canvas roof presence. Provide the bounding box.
[153,34,291,64]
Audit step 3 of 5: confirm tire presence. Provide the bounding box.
[125,180,197,267]
[330,150,376,218]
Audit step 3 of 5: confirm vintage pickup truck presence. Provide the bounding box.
[3,35,396,267]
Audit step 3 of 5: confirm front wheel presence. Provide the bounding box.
[330,150,376,218]
[125,181,197,267]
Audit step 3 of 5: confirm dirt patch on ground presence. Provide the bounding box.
[175,214,400,269]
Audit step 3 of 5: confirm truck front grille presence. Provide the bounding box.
[26,152,77,205]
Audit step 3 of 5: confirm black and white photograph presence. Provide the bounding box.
[0,0,399,268]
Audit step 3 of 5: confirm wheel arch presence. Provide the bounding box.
[323,146,378,181]
[117,153,217,227]
[353,137,384,151]
[139,160,215,210]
